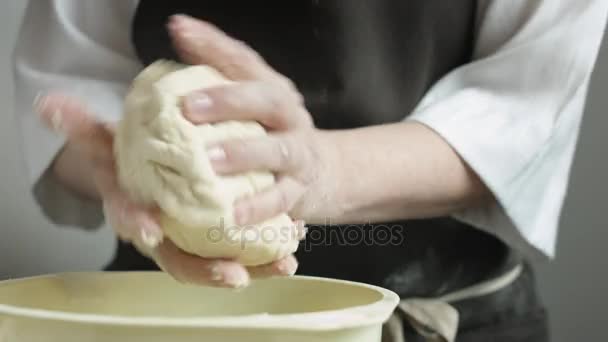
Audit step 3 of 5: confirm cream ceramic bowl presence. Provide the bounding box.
[0,272,399,342]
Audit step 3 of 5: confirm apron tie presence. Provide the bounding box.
[382,264,523,342]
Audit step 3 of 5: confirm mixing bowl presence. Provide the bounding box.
[0,272,399,341]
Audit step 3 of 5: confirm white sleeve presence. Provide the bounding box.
[407,0,608,260]
[12,0,142,229]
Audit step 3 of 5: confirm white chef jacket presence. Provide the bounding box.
[11,0,608,261]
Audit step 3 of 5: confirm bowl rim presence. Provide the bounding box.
[0,272,400,331]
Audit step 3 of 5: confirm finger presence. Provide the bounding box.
[105,201,164,249]
[207,134,302,175]
[131,206,164,248]
[94,166,164,248]
[36,92,112,144]
[294,219,308,241]
[247,255,299,278]
[182,81,308,129]
[103,194,164,248]
[167,15,297,91]
[234,177,306,226]
[153,240,251,288]
[35,92,114,164]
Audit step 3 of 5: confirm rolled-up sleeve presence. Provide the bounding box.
[12,0,142,229]
[407,0,608,260]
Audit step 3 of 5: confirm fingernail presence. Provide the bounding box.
[33,93,66,133]
[185,93,213,115]
[33,92,46,113]
[141,229,162,249]
[296,221,308,240]
[209,264,224,282]
[278,259,298,276]
[225,269,250,288]
[299,228,308,240]
[207,146,226,162]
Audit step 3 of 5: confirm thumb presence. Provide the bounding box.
[35,92,113,146]
[35,92,115,165]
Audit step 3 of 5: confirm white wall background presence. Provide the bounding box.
[0,1,116,277]
[0,2,606,341]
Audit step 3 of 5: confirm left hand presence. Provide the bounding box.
[168,15,340,226]
[37,92,302,288]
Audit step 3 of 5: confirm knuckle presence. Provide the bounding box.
[265,87,290,115]
[259,88,292,128]
[219,56,244,77]
[284,81,305,105]
[295,107,314,128]
[233,40,256,56]
[220,88,245,112]
[223,140,246,163]
[276,76,299,96]
[230,40,262,67]
[272,87,310,128]
[268,76,303,106]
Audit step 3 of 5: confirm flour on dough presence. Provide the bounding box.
[114,60,300,266]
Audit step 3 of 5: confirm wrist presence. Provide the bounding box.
[295,128,346,224]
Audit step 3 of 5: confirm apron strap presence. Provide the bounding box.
[383,264,523,342]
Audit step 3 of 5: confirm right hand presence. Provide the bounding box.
[36,93,301,288]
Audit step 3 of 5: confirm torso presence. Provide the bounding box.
[122,0,522,299]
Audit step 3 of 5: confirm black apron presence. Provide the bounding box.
[107,1,550,341]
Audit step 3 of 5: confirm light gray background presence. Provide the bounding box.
[0,2,606,341]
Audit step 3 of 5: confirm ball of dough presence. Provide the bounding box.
[114,60,300,266]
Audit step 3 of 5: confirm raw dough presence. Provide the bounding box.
[114,60,300,266]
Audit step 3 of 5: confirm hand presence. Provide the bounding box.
[36,93,300,288]
[168,15,341,226]
[165,15,489,231]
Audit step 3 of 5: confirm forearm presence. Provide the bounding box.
[52,142,101,201]
[315,121,492,224]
